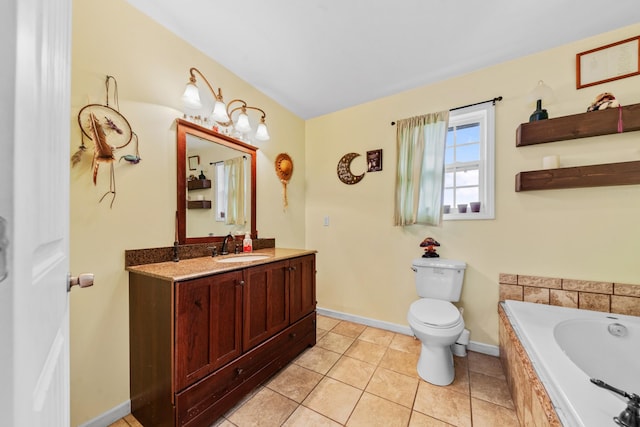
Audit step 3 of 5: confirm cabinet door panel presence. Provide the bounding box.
[175,271,242,391]
[289,255,316,323]
[177,279,211,385]
[210,272,243,368]
[268,263,288,328]
[243,260,289,350]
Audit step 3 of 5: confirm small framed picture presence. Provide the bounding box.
[188,155,200,171]
[367,149,382,172]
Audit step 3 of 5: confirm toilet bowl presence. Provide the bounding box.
[408,298,465,385]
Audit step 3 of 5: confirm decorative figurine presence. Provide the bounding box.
[420,237,440,258]
[587,92,620,112]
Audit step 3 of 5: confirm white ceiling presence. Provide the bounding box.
[126,0,640,119]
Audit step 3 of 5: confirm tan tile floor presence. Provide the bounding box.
[112,315,518,427]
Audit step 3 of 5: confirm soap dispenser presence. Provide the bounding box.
[243,232,253,253]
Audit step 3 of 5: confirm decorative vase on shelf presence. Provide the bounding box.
[529,99,548,122]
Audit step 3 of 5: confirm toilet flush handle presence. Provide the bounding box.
[411,267,417,272]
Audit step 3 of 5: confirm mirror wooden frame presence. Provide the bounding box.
[176,118,257,244]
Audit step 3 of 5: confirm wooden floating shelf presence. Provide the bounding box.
[515,160,640,192]
[187,200,211,209]
[516,103,640,147]
[187,179,211,190]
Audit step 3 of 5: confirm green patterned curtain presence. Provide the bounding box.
[394,111,449,226]
[224,156,246,225]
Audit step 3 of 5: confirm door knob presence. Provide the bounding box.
[67,273,94,292]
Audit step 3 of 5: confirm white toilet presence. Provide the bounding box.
[407,258,467,386]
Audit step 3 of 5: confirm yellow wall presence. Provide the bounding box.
[69,0,305,425]
[306,23,640,347]
[71,1,640,423]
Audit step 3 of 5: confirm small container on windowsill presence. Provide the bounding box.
[457,204,468,213]
[470,202,481,213]
[443,205,451,214]
[542,155,559,169]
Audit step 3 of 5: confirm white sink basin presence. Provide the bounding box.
[217,255,270,263]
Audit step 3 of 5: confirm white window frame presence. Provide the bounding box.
[443,102,495,221]
[214,162,226,222]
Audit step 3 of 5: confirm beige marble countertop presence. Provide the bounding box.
[126,248,316,282]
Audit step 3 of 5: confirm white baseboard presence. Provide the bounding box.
[468,340,499,357]
[316,306,499,357]
[77,400,130,427]
[317,307,414,335]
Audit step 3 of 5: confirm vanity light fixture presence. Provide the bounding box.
[527,80,555,122]
[225,99,270,141]
[182,67,231,123]
[255,117,270,141]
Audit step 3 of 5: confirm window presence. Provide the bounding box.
[443,102,495,220]
[214,162,226,222]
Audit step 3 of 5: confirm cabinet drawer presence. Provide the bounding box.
[175,313,316,427]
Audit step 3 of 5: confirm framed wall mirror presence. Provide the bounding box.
[177,119,257,244]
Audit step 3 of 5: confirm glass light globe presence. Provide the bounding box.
[255,122,270,141]
[211,100,230,123]
[235,112,252,133]
[181,82,202,109]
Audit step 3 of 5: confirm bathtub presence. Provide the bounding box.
[502,300,640,427]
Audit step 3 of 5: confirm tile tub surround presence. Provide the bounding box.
[498,305,561,427]
[499,273,640,316]
[498,273,640,426]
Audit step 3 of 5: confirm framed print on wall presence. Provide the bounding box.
[188,155,200,171]
[576,35,640,89]
[367,149,382,172]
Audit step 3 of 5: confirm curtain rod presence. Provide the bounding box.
[209,155,247,165]
[390,96,502,126]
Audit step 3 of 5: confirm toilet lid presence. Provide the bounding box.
[409,299,462,328]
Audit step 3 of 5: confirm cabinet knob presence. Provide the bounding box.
[238,280,245,286]
[289,266,297,271]
[236,368,244,376]
[289,332,297,338]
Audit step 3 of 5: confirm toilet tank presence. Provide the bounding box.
[412,258,466,301]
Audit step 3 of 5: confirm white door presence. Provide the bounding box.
[0,0,73,426]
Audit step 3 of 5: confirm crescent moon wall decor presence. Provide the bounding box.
[337,152,365,185]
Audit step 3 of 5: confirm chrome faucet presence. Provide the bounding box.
[221,233,234,255]
[591,378,640,427]
[172,240,179,262]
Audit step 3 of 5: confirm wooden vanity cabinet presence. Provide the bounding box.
[129,254,316,427]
